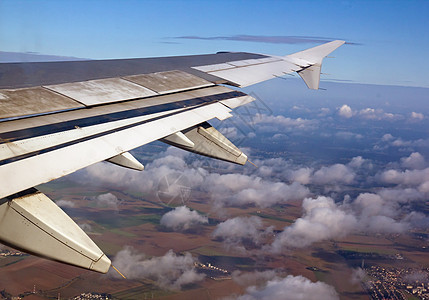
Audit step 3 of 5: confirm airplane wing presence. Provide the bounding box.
[0,40,344,273]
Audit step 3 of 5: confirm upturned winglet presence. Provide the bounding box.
[285,40,345,90]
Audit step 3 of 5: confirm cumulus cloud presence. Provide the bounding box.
[358,108,398,120]
[337,105,402,120]
[348,156,367,168]
[382,133,394,141]
[111,247,204,290]
[410,112,424,120]
[94,193,120,210]
[335,131,363,140]
[160,206,208,231]
[212,216,273,253]
[312,164,355,185]
[270,197,357,250]
[232,270,278,287]
[80,147,200,198]
[376,135,429,151]
[77,147,309,210]
[56,199,75,208]
[78,223,93,232]
[379,167,429,187]
[338,104,353,118]
[234,275,339,300]
[383,167,429,194]
[352,193,410,233]
[286,157,365,187]
[289,167,313,185]
[253,114,318,131]
[401,152,426,170]
[203,173,309,209]
[318,107,331,116]
[269,186,419,251]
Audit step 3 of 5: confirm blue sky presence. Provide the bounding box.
[0,0,428,87]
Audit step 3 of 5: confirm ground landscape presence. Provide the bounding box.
[1,79,429,299]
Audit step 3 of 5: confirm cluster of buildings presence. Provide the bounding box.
[0,249,25,257]
[365,265,429,300]
[195,262,231,280]
[70,293,111,300]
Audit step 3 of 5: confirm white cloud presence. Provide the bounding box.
[111,247,204,290]
[338,104,353,118]
[232,270,278,287]
[253,114,318,131]
[335,131,363,140]
[287,158,366,187]
[318,107,331,116]
[94,193,120,210]
[378,135,429,150]
[358,108,402,120]
[348,156,366,168]
[270,197,357,250]
[401,152,426,170]
[337,105,402,121]
[379,168,429,186]
[269,188,416,251]
[312,164,355,185]
[289,167,312,185]
[56,199,75,208]
[379,167,429,195]
[382,133,394,141]
[160,206,208,231]
[204,173,309,208]
[411,112,424,120]
[235,275,339,300]
[351,193,410,233]
[212,216,273,253]
[78,223,93,232]
[77,148,309,210]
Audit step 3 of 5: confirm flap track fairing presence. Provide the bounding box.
[161,122,248,165]
[0,189,111,273]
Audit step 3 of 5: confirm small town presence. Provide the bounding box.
[194,262,231,280]
[0,249,25,257]
[70,293,112,300]
[365,265,429,300]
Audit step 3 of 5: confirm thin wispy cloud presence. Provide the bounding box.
[173,35,359,45]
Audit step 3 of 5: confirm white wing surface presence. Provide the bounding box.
[193,40,345,89]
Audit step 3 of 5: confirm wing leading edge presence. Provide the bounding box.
[0,40,345,273]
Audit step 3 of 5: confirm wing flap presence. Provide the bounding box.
[0,101,235,199]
